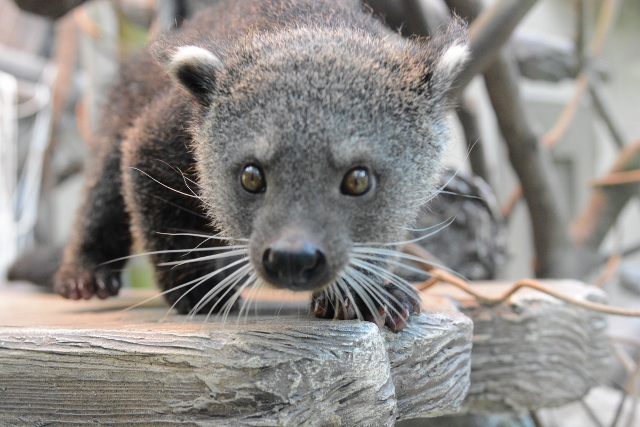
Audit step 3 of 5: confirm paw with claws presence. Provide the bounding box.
[54,266,121,300]
[311,286,421,332]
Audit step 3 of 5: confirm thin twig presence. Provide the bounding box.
[501,185,523,220]
[502,0,621,219]
[613,342,637,374]
[542,74,589,148]
[593,254,621,287]
[404,243,640,317]
[611,392,629,427]
[588,79,627,149]
[451,0,539,99]
[530,410,544,427]
[579,399,605,427]
[591,170,640,187]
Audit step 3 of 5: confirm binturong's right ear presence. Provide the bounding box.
[165,45,224,105]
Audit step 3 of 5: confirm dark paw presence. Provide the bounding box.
[311,287,421,332]
[54,267,121,300]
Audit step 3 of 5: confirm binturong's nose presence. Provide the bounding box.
[262,235,327,291]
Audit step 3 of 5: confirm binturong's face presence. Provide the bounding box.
[164,23,468,296]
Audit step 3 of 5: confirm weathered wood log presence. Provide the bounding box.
[0,286,472,425]
[0,280,611,424]
[431,280,612,414]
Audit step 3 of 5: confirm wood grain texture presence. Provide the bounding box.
[0,280,612,424]
[0,285,472,425]
[384,298,472,420]
[452,280,612,414]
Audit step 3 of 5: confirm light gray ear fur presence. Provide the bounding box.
[167,45,224,104]
[435,42,469,84]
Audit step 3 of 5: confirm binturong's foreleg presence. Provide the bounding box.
[54,136,132,300]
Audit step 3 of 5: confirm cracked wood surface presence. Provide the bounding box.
[0,281,611,424]
[0,285,471,425]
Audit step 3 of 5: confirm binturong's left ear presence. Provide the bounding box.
[427,17,470,95]
[165,45,224,105]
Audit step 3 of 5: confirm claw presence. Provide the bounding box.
[314,298,328,317]
[337,297,357,320]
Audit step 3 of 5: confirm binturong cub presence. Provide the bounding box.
[54,0,469,331]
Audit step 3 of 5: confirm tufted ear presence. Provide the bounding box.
[427,17,470,94]
[434,42,469,85]
[166,45,224,105]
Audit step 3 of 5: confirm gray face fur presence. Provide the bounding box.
[167,23,468,291]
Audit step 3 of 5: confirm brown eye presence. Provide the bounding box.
[341,167,371,196]
[241,164,266,193]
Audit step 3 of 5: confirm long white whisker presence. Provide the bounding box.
[348,258,415,296]
[165,258,249,319]
[400,217,456,232]
[335,278,363,321]
[436,190,484,201]
[354,216,454,247]
[219,273,257,324]
[122,257,248,313]
[344,266,407,320]
[201,269,256,322]
[99,244,247,266]
[352,247,470,281]
[155,159,204,197]
[129,167,204,199]
[239,277,262,323]
[352,253,432,278]
[340,272,382,325]
[417,161,476,205]
[155,231,249,242]
[159,248,248,266]
[188,263,252,318]
[165,258,250,321]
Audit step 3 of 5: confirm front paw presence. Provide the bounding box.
[54,266,121,300]
[311,287,421,332]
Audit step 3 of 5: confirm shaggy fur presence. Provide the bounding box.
[54,0,468,331]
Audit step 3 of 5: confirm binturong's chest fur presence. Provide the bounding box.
[54,0,469,331]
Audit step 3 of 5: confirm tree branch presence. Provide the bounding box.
[484,55,574,277]
[450,0,539,99]
[572,140,640,250]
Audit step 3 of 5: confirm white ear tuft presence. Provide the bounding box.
[435,43,469,80]
[167,46,224,104]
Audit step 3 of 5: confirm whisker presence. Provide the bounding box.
[159,248,248,267]
[352,252,432,279]
[218,273,258,324]
[239,278,263,323]
[436,189,484,201]
[354,216,454,247]
[155,231,249,242]
[98,244,247,266]
[187,263,253,319]
[335,278,364,321]
[400,217,455,232]
[344,266,407,321]
[121,256,248,312]
[129,167,205,199]
[154,159,203,197]
[200,268,256,322]
[164,258,250,321]
[348,258,415,296]
[351,247,470,281]
[142,191,210,219]
[340,271,383,326]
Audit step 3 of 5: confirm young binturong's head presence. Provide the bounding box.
[159,19,468,294]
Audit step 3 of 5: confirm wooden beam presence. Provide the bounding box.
[0,285,472,424]
[0,280,611,423]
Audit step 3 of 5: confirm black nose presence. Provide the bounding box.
[262,237,327,290]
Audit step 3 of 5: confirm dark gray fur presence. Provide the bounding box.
[54,0,468,330]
